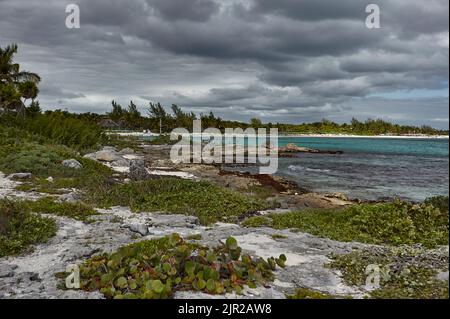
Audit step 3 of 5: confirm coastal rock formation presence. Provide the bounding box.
[0,207,370,299]
[279,143,319,153]
[277,143,343,156]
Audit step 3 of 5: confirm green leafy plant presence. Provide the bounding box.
[74,234,286,299]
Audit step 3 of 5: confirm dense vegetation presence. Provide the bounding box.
[71,234,286,299]
[0,200,57,257]
[0,111,105,150]
[86,178,271,225]
[329,246,449,299]
[23,198,99,223]
[0,122,113,194]
[103,100,448,136]
[243,198,449,248]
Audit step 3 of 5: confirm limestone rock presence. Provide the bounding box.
[83,147,122,162]
[110,158,131,167]
[279,143,318,153]
[7,173,32,179]
[57,192,81,203]
[119,148,135,155]
[128,224,149,236]
[62,159,83,170]
[436,271,449,282]
[129,159,151,181]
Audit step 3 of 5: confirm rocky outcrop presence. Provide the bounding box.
[129,159,151,181]
[277,143,343,156]
[83,147,122,162]
[57,192,81,203]
[7,173,32,179]
[279,143,319,153]
[62,159,82,170]
[0,207,370,299]
[118,148,135,155]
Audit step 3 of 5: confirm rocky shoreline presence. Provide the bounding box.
[0,142,448,299]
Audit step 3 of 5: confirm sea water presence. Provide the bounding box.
[240,137,448,202]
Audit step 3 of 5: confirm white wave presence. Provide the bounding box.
[288,165,331,173]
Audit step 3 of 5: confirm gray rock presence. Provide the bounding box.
[83,150,121,162]
[149,215,200,228]
[62,159,83,170]
[57,192,81,203]
[7,173,32,179]
[110,158,131,167]
[128,224,149,236]
[436,271,449,282]
[118,148,135,155]
[129,159,151,181]
[0,265,17,278]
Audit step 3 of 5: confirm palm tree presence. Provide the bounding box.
[0,44,41,113]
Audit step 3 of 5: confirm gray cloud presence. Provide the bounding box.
[146,0,220,22]
[0,0,448,128]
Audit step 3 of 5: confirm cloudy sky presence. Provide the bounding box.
[0,0,448,128]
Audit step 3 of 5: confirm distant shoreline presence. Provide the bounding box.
[111,131,449,140]
[278,134,450,139]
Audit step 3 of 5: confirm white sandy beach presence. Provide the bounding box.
[109,131,449,140]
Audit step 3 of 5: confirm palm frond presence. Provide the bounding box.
[12,72,41,83]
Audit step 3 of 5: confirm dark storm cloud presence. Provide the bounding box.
[147,0,220,22]
[0,0,448,128]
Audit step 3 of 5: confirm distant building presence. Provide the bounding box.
[98,118,120,129]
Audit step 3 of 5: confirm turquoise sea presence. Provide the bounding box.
[235,137,448,202]
[146,135,448,202]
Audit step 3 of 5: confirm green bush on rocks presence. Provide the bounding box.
[0,200,57,257]
[75,234,286,299]
[243,199,449,248]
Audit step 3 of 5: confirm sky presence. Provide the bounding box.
[0,0,448,128]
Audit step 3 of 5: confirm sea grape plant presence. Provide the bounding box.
[74,234,287,299]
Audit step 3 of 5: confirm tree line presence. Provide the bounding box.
[1,43,447,136]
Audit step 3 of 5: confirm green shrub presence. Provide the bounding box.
[424,196,449,214]
[1,112,105,150]
[286,288,335,299]
[24,197,98,223]
[0,143,68,176]
[0,200,57,257]
[243,199,449,248]
[328,247,449,299]
[0,128,113,193]
[73,234,286,299]
[22,113,104,150]
[87,178,270,225]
